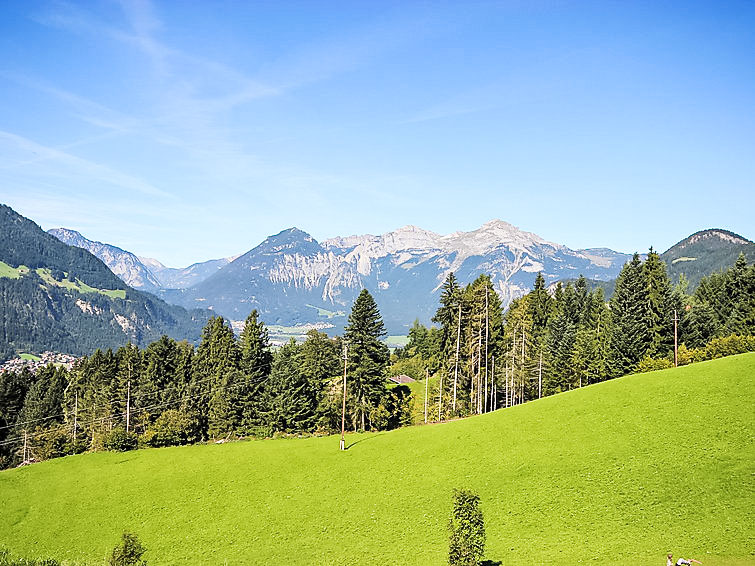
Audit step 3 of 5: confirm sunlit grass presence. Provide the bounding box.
[1,354,752,565]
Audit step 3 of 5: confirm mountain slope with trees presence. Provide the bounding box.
[49,228,233,291]
[661,228,755,288]
[0,205,210,360]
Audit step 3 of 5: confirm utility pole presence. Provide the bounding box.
[424,367,429,424]
[126,380,131,433]
[23,430,27,463]
[511,328,516,407]
[73,390,78,440]
[340,344,348,451]
[673,309,679,367]
[476,323,482,414]
[452,304,461,413]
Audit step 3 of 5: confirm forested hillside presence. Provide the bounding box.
[1,247,752,470]
[662,228,755,288]
[0,205,210,361]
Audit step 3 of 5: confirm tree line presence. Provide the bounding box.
[1,253,753,469]
[0,290,411,468]
[392,251,755,419]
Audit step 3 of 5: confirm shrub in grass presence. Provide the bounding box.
[108,531,146,566]
[102,428,138,452]
[635,356,674,373]
[140,409,199,448]
[30,426,74,461]
[448,489,485,566]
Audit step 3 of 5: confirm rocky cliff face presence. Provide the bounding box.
[49,228,233,290]
[172,220,633,333]
[48,228,163,291]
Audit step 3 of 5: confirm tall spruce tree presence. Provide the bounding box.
[193,316,241,438]
[344,289,389,431]
[643,249,676,357]
[237,310,273,432]
[610,254,651,375]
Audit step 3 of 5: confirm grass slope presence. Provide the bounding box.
[1,355,753,565]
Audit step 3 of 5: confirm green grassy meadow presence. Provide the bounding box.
[18,353,41,362]
[1,354,753,565]
[0,263,125,300]
[0,261,29,279]
[34,268,127,300]
[305,304,346,319]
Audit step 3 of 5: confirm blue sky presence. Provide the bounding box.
[1,1,753,267]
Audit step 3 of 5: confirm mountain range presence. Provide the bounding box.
[48,228,234,292]
[49,220,754,335]
[1,201,750,359]
[0,205,210,360]
[52,220,639,334]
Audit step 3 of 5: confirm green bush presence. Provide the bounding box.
[108,531,146,566]
[675,343,694,366]
[30,426,73,462]
[635,356,673,373]
[140,410,199,448]
[103,428,138,452]
[702,334,755,360]
[448,489,485,566]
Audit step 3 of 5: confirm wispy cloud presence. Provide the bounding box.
[0,130,171,198]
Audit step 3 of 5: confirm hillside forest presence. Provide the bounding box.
[1,251,753,469]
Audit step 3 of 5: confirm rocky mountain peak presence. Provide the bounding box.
[685,229,751,247]
[247,227,320,257]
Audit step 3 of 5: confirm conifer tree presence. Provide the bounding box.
[237,310,273,432]
[263,339,317,432]
[344,289,389,431]
[433,272,466,415]
[298,329,342,415]
[193,316,241,438]
[610,254,651,375]
[643,249,676,357]
[140,336,179,410]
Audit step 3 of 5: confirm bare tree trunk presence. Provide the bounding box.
[424,368,429,424]
[505,363,509,408]
[538,350,542,399]
[520,323,526,404]
[484,287,489,413]
[511,329,516,406]
[490,355,495,412]
[452,304,461,413]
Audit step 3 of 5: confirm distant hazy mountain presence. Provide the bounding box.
[48,228,163,291]
[139,256,234,289]
[1,205,210,360]
[167,220,634,333]
[661,229,755,288]
[49,228,233,290]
